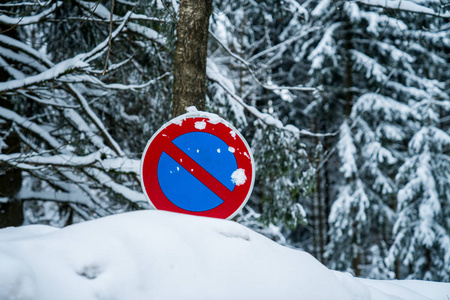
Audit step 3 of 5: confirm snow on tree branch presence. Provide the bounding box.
[0,107,62,150]
[0,56,89,93]
[352,0,450,18]
[59,72,171,91]
[85,168,146,204]
[0,150,140,175]
[0,2,63,26]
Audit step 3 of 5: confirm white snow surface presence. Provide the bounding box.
[0,210,448,300]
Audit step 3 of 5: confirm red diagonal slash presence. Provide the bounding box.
[162,141,235,203]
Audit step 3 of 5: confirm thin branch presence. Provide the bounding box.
[102,0,115,75]
[59,72,171,90]
[210,30,317,92]
[65,83,125,156]
[89,56,133,75]
[83,11,132,63]
[316,147,336,172]
[39,15,165,23]
[18,91,80,109]
[208,70,337,138]
[248,26,319,63]
[161,0,177,22]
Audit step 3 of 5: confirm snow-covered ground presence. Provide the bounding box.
[0,210,448,300]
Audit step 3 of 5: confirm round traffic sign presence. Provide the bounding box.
[140,112,255,219]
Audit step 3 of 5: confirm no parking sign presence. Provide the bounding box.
[140,111,254,219]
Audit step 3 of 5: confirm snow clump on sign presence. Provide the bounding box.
[186,106,198,113]
[231,168,246,185]
[195,121,207,130]
[206,113,221,124]
[172,118,183,126]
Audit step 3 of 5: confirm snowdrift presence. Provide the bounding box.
[0,210,448,300]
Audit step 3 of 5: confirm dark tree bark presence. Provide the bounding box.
[171,0,213,117]
[0,133,23,228]
[0,24,24,228]
[0,97,24,229]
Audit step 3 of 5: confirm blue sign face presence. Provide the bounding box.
[157,132,238,212]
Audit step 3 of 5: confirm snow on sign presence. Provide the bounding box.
[140,110,255,219]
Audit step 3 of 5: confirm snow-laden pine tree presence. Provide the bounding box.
[326,120,370,275]
[326,93,415,277]
[388,100,450,281]
[291,0,449,279]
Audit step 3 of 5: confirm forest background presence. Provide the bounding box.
[0,0,449,282]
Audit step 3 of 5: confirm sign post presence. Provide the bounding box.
[140,111,255,219]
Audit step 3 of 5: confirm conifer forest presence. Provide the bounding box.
[0,0,449,281]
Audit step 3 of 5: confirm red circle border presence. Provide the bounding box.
[140,113,255,219]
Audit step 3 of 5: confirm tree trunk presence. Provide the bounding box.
[0,103,24,228]
[314,118,325,263]
[0,24,24,228]
[0,103,24,229]
[171,0,213,117]
[344,20,353,117]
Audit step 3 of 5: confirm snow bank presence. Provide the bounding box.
[0,211,448,300]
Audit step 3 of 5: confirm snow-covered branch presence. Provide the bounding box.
[0,107,62,150]
[352,0,450,18]
[0,34,53,69]
[0,151,140,175]
[0,2,63,26]
[307,22,342,71]
[0,56,89,94]
[0,2,53,7]
[60,72,171,91]
[85,168,147,204]
[45,14,165,24]
[17,189,91,205]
